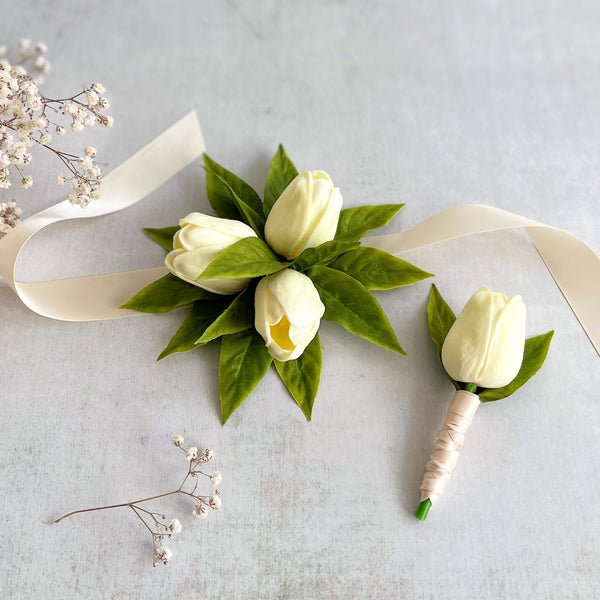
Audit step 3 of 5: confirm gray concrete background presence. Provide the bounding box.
[1,1,600,598]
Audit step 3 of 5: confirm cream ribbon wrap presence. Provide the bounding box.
[419,390,480,504]
[0,109,599,360]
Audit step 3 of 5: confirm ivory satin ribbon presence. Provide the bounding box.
[0,111,598,358]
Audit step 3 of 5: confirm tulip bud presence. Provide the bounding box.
[441,287,526,388]
[165,213,257,295]
[255,269,325,361]
[264,170,343,259]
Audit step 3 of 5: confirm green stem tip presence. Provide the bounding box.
[415,499,432,521]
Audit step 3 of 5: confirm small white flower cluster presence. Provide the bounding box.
[0,200,22,234]
[173,435,222,525]
[50,435,223,568]
[0,40,112,229]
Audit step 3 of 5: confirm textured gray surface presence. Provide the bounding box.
[2,1,600,598]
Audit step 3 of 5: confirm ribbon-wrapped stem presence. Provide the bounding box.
[416,390,481,521]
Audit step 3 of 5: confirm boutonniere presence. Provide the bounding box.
[416,285,553,520]
[122,145,432,423]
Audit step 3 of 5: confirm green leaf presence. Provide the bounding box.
[274,333,322,421]
[143,226,179,251]
[218,329,273,424]
[120,274,218,313]
[307,265,405,354]
[264,144,298,216]
[157,300,230,360]
[329,247,433,290]
[204,154,265,236]
[292,240,360,272]
[198,237,290,281]
[204,153,263,218]
[335,204,405,242]
[479,331,554,402]
[195,284,255,345]
[426,284,460,389]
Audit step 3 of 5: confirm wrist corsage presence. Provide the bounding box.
[122,145,432,423]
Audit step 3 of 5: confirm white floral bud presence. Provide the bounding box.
[84,146,97,158]
[186,446,198,462]
[153,545,172,566]
[55,125,66,136]
[169,518,182,534]
[56,175,66,185]
[254,269,324,361]
[86,91,99,107]
[264,170,343,259]
[21,176,33,188]
[209,495,221,509]
[92,82,105,94]
[192,503,208,519]
[210,471,222,486]
[441,287,526,389]
[172,435,184,447]
[165,213,257,295]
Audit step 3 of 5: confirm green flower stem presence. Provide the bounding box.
[464,382,477,393]
[415,499,432,521]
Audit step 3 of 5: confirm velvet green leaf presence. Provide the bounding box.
[308,265,405,354]
[195,285,255,345]
[479,331,554,402]
[157,300,230,360]
[204,154,265,236]
[274,333,322,421]
[120,274,218,313]
[198,237,289,280]
[218,330,273,424]
[292,240,360,272]
[335,204,405,242]
[426,284,460,389]
[204,153,263,221]
[264,144,298,216]
[329,247,433,290]
[143,226,179,251]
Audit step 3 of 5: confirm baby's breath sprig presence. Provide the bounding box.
[0,39,112,233]
[47,436,222,567]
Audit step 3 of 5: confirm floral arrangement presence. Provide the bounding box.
[0,39,112,234]
[415,285,553,520]
[122,146,433,423]
[48,436,222,567]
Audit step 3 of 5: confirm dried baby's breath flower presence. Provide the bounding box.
[186,446,198,461]
[210,471,222,486]
[0,200,22,233]
[169,518,182,534]
[209,494,221,510]
[153,545,172,567]
[47,436,223,567]
[193,503,208,519]
[0,40,112,227]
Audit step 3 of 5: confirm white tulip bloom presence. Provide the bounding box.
[165,213,257,295]
[441,286,526,388]
[264,170,343,259]
[255,269,325,361]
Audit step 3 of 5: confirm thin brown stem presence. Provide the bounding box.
[47,490,179,525]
